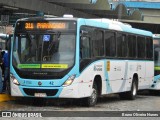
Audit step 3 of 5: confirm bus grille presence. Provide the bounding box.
[23,88,58,96]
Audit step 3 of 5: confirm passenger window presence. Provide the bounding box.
[80,36,91,59]
[137,36,146,58]
[117,33,127,57]
[92,29,104,57]
[146,37,153,59]
[105,31,116,57]
[128,35,136,58]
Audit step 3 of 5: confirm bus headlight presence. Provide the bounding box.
[10,74,20,85]
[62,74,76,87]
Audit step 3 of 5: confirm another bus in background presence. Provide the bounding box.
[150,34,160,92]
[153,34,160,76]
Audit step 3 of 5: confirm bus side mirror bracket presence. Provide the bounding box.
[80,30,88,37]
[80,30,89,41]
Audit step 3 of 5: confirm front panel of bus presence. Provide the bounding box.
[10,19,79,97]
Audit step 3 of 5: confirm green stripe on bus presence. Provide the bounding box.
[155,66,160,70]
[18,64,41,68]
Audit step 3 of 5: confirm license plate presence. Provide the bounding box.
[34,93,47,97]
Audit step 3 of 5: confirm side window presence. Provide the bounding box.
[117,33,127,57]
[21,38,27,53]
[146,37,153,59]
[80,36,91,59]
[92,29,104,57]
[13,36,19,51]
[128,35,136,58]
[137,36,146,58]
[105,31,116,57]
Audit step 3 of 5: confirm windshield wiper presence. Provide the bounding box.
[47,32,61,52]
[25,31,39,61]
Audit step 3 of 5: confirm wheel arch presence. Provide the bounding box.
[93,75,102,96]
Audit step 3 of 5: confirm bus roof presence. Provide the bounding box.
[82,18,153,37]
[17,16,78,22]
[16,17,152,37]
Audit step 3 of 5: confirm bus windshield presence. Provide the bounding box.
[12,20,76,79]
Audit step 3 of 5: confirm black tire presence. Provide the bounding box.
[119,79,138,100]
[127,79,138,100]
[83,83,98,107]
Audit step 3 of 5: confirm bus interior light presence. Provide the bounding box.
[10,73,20,85]
[62,74,76,87]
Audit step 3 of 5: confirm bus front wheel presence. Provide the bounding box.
[83,83,98,107]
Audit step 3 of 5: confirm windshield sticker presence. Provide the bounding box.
[18,64,41,68]
[43,35,50,41]
[41,64,68,68]
[18,64,68,69]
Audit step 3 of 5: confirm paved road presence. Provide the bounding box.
[0,91,160,119]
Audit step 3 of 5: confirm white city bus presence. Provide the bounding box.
[10,17,153,106]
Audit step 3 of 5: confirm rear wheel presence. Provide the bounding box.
[83,83,98,107]
[119,78,138,100]
[128,80,138,100]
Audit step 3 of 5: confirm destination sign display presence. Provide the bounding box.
[25,22,66,30]
[16,20,76,32]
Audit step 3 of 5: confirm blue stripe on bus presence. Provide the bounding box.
[105,60,112,93]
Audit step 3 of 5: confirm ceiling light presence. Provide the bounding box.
[3,5,19,10]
